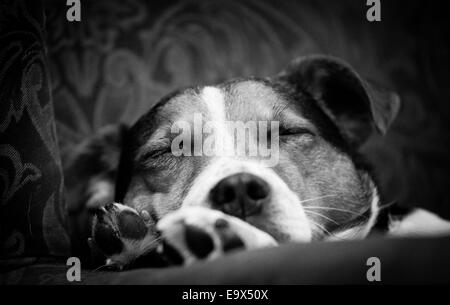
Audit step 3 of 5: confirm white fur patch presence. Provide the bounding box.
[201,86,234,157]
[389,208,450,237]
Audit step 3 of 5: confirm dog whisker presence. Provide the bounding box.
[310,220,348,241]
[92,263,114,272]
[304,210,339,225]
[300,195,373,217]
[300,195,370,206]
[378,200,396,211]
[298,194,339,204]
[303,206,368,219]
[308,220,339,238]
[140,236,164,251]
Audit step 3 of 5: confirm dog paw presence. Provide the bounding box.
[90,203,166,269]
[157,207,277,265]
[90,204,277,269]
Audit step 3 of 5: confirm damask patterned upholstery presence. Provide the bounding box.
[0,0,70,264]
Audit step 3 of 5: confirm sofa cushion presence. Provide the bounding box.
[0,0,70,261]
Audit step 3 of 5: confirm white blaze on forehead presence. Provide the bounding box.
[201,86,234,156]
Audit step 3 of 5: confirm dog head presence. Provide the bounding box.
[113,55,400,245]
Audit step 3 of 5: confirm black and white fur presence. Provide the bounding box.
[65,55,450,270]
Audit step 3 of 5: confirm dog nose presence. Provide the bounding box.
[209,173,270,219]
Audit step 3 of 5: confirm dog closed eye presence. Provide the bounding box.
[279,126,315,137]
[141,147,172,160]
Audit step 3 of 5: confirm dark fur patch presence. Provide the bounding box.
[93,222,123,256]
[184,224,215,259]
[117,211,148,240]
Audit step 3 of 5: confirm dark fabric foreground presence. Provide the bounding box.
[2,236,450,284]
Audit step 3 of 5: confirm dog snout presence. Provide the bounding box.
[209,173,270,219]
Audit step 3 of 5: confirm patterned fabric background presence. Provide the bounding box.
[0,0,70,262]
[44,0,450,218]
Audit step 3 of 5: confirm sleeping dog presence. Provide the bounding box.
[65,55,450,270]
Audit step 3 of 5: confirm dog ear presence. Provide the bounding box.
[276,55,401,147]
